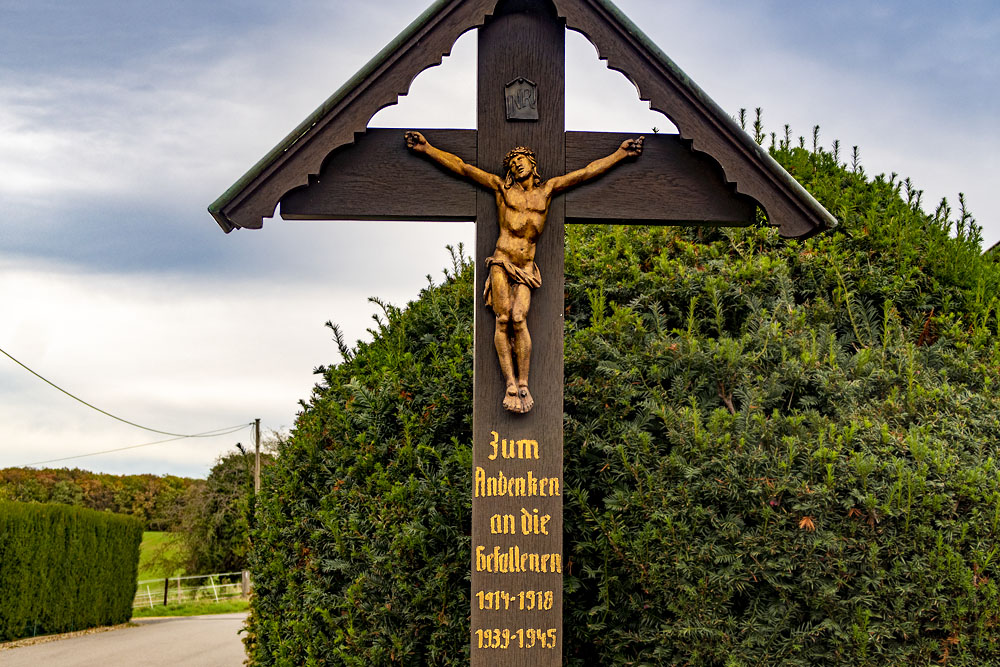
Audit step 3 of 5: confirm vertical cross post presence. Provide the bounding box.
[472,1,565,663]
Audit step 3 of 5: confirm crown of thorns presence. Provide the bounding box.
[504,146,536,169]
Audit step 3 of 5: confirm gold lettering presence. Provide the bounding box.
[520,507,551,535]
[474,546,563,574]
[474,469,560,498]
[518,439,539,459]
[488,431,499,461]
[476,545,487,572]
[490,513,515,535]
[484,432,540,460]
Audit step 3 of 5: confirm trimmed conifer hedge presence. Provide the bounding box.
[0,501,143,641]
[246,123,1000,665]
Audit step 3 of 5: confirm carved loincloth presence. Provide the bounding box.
[483,255,541,309]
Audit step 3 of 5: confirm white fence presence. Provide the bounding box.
[133,571,250,608]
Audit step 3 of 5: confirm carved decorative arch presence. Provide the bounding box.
[553,0,833,237]
[209,0,835,238]
[210,0,498,232]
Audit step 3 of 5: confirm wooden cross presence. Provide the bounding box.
[210,1,833,663]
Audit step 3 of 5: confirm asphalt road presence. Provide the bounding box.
[0,612,248,667]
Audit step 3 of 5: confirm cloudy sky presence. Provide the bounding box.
[2,0,997,478]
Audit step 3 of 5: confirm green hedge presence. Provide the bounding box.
[246,123,1000,665]
[0,501,143,641]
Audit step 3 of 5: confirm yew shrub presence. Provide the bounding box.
[248,124,1000,665]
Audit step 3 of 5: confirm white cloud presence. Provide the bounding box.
[0,245,470,475]
[0,4,425,212]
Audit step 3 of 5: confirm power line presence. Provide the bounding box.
[0,344,235,438]
[19,423,252,467]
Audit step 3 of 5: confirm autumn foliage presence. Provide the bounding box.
[0,467,195,530]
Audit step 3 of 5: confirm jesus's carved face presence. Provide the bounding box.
[503,147,539,188]
[510,154,531,179]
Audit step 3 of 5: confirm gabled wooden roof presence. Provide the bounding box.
[209,0,836,238]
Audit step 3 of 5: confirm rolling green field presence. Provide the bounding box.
[135,532,249,618]
[137,531,188,581]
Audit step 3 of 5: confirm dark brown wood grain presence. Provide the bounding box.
[278,129,756,226]
[279,128,478,221]
[472,1,565,664]
[564,132,756,225]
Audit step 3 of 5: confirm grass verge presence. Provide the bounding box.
[131,599,249,618]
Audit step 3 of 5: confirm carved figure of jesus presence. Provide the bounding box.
[405,131,643,413]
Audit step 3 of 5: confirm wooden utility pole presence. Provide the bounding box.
[254,418,261,495]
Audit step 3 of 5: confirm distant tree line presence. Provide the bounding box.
[0,468,197,530]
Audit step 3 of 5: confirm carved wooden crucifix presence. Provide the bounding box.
[405,129,645,415]
[209,0,834,663]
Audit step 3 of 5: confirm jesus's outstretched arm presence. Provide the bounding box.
[546,136,644,195]
[405,131,501,191]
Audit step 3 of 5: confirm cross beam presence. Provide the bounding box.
[280,129,757,226]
